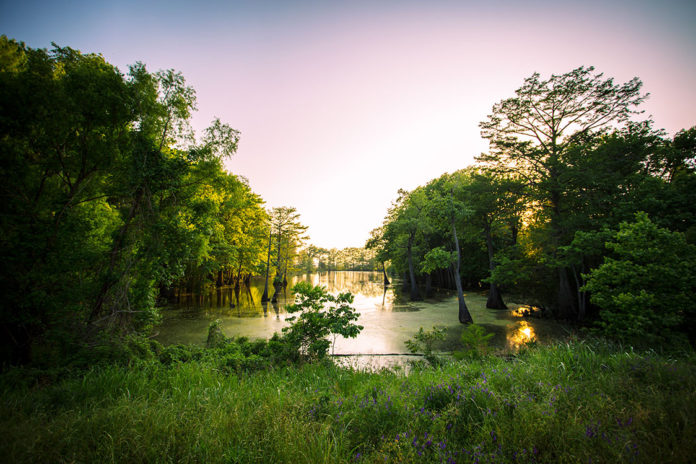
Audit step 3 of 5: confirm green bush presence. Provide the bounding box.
[453,324,495,359]
[405,326,446,366]
[583,212,696,344]
[206,319,228,348]
[282,282,363,361]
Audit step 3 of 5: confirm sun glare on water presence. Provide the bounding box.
[508,321,536,349]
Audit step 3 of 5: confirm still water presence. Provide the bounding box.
[155,271,567,356]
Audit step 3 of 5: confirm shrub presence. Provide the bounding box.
[405,326,446,366]
[583,212,696,344]
[454,324,494,359]
[282,282,363,361]
[206,320,228,348]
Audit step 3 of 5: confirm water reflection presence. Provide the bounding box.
[511,305,545,318]
[156,272,565,355]
[506,321,536,350]
[172,271,388,317]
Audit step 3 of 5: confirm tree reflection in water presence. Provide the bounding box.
[157,271,565,354]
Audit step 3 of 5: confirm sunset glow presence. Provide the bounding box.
[2,0,694,248]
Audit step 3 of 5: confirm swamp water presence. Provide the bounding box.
[155,271,568,367]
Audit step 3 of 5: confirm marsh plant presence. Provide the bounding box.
[406,326,447,366]
[454,324,495,359]
[282,282,363,361]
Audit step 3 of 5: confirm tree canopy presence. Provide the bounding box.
[0,37,271,364]
[373,65,695,342]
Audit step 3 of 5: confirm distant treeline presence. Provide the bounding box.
[297,246,378,273]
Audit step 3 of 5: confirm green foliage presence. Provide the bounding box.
[282,282,363,361]
[454,324,495,359]
[206,320,228,348]
[405,326,446,366]
[2,341,695,463]
[373,64,696,326]
[0,37,271,365]
[420,247,455,274]
[583,212,696,343]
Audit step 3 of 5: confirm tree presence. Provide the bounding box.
[261,207,307,302]
[454,170,526,309]
[582,213,696,343]
[423,175,474,323]
[385,189,428,301]
[297,245,327,273]
[366,227,391,285]
[478,66,647,318]
[0,38,248,364]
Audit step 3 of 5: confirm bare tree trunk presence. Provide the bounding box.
[451,220,473,324]
[382,261,390,286]
[484,221,507,309]
[261,231,272,302]
[234,263,242,289]
[571,264,587,321]
[281,246,290,287]
[407,234,422,301]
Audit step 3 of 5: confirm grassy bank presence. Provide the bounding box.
[1,340,695,463]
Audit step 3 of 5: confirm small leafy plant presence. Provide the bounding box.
[206,319,228,348]
[405,326,446,366]
[282,282,363,361]
[454,324,494,359]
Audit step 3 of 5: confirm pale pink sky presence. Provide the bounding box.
[2,0,695,248]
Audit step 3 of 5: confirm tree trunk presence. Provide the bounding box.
[88,188,142,324]
[571,264,587,321]
[274,229,283,278]
[557,268,577,319]
[548,178,577,319]
[451,220,473,324]
[425,273,433,298]
[484,221,507,309]
[216,269,223,287]
[281,245,289,287]
[234,263,242,289]
[382,261,390,286]
[486,282,507,310]
[261,231,272,302]
[406,234,422,301]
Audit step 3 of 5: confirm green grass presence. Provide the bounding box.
[1,340,695,463]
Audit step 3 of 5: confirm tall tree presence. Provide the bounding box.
[366,227,391,285]
[478,66,647,318]
[423,174,474,323]
[385,189,428,301]
[0,38,247,364]
[261,207,307,302]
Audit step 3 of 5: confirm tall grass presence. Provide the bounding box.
[1,340,695,463]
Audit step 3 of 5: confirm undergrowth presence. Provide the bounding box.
[1,338,695,463]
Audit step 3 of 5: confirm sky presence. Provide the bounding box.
[2,0,695,249]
